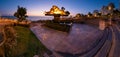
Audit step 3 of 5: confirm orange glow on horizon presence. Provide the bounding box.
[54,11,62,14]
[27,9,45,16]
[27,12,44,16]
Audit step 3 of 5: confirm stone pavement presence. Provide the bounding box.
[30,23,102,57]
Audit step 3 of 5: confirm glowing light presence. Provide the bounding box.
[94,14,97,17]
[54,11,61,14]
[87,15,90,17]
[108,6,112,10]
[46,5,66,15]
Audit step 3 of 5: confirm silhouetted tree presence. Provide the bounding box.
[14,6,28,21]
[65,11,70,15]
[113,9,120,16]
[74,13,81,19]
[98,13,101,17]
[75,13,81,18]
[61,7,65,19]
[93,10,101,17]
[107,3,115,21]
[93,10,99,14]
[108,2,115,11]
[61,7,65,11]
[88,12,92,17]
[100,5,108,15]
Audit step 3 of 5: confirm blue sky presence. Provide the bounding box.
[0,0,119,16]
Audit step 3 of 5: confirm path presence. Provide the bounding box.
[31,22,120,57]
[30,23,102,57]
[78,24,120,57]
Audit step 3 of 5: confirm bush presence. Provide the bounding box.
[44,21,71,32]
[4,26,50,57]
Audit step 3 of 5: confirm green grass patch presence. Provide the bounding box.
[5,26,49,57]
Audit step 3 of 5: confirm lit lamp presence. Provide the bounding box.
[87,15,90,17]
[94,14,97,17]
[108,6,112,10]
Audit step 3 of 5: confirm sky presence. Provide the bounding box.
[0,0,119,16]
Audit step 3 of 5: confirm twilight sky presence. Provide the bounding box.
[0,0,119,16]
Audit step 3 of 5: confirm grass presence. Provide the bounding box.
[5,26,49,57]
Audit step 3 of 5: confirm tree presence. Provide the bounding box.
[101,6,109,15]
[65,11,70,15]
[61,7,65,11]
[87,12,92,17]
[75,13,81,17]
[74,13,81,19]
[93,10,99,17]
[113,9,120,16]
[107,3,115,25]
[97,13,101,17]
[108,2,115,11]
[61,7,65,19]
[93,10,99,14]
[14,6,28,21]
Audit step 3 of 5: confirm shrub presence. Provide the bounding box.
[44,21,71,32]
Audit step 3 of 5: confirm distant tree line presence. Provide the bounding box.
[74,2,120,19]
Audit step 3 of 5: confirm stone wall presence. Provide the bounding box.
[84,19,107,30]
[0,18,31,26]
[85,19,100,27]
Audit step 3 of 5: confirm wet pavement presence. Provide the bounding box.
[30,23,103,56]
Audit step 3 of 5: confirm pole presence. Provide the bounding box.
[119,0,120,10]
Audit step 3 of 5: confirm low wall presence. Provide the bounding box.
[0,18,31,26]
[84,19,108,30]
[85,19,100,27]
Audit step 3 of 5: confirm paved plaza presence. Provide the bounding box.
[30,23,102,54]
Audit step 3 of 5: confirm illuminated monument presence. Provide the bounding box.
[45,5,70,20]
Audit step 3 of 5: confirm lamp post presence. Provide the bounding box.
[109,13,112,26]
[108,7,113,26]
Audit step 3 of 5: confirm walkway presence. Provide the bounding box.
[76,24,120,57]
[31,22,120,57]
[30,23,102,57]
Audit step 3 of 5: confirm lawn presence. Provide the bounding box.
[5,26,49,57]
